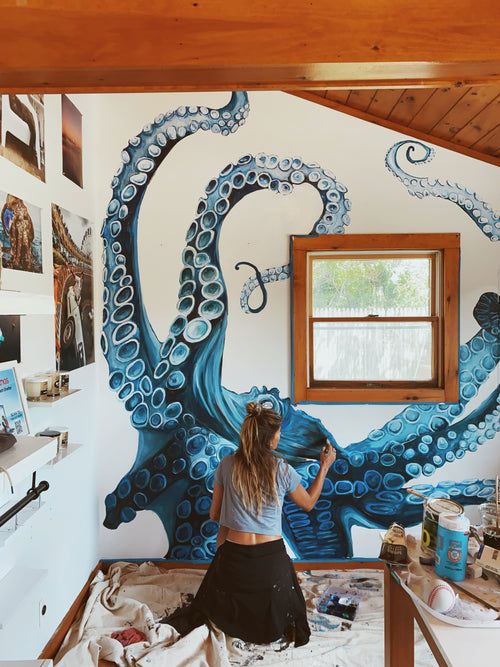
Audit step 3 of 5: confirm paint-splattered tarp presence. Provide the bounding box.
[54,562,437,667]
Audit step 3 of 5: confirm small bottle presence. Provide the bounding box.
[434,513,470,582]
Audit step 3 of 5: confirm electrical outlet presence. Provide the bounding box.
[38,599,48,628]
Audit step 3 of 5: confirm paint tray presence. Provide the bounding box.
[316,585,361,621]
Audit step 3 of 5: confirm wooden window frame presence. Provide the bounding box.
[292,233,460,404]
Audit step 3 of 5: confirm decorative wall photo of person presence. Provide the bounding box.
[52,204,94,371]
[0,190,42,274]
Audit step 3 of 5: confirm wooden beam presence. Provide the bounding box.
[0,1,499,92]
[290,91,500,167]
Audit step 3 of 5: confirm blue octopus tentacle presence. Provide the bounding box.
[385,140,500,242]
[409,479,498,507]
[101,92,250,425]
[400,387,500,481]
[104,423,238,555]
[235,261,269,313]
[239,263,290,313]
[349,292,500,457]
[162,154,350,443]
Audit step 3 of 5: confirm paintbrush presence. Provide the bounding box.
[406,488,428,501]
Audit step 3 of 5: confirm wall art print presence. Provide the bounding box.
[0,95,45,181]
[0,361,30,436]
[101,93,499,561]
[62,94,83,188]
[0,315,21,364]
[0,190,42,274]
[52,204,94,371]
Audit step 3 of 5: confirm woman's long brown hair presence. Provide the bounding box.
[232,402,282,514]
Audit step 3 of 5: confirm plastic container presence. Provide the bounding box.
[435,513,470,582]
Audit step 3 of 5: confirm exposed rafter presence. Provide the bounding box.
[0,1,499,92]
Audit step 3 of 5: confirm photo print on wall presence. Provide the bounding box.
[100,93,499,561]
[0,191,42,274]
[0,95,45,181]
[0,361,30,437]
[62,94,83,188]
[0,315,21,364]
[52,204,94,371]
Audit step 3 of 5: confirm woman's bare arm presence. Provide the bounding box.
[209,481,223,521]
[288,443,336,512]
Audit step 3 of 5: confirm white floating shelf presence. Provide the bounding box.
[48,442,83,466]
[0,567,48,629]
[27,389,81,407]
[0,436,57,489]
[0,290,54,315]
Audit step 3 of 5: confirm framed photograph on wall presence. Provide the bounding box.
[0,315,21,363]
[62,94,83,188]
[0,361,30,436]
[0,95,45,182]
[52,204,94,370]
[0,190,43,275]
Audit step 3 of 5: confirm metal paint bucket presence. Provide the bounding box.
[421,498,464,556]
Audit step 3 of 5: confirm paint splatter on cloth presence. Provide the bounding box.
[54,562,437,667]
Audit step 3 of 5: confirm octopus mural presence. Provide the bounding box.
[101,92,500,560]
[385,139,499,242]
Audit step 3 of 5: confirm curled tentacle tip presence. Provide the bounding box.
[473,292,500,334]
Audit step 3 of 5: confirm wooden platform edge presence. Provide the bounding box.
[39,558,383,659]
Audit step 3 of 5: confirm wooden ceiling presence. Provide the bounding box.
[0,1,499,91]
[294,87,500,166]
[0,0,499,167]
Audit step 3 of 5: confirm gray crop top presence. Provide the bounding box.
[214,454,302,536]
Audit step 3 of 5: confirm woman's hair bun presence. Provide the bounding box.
[246,401,262,417]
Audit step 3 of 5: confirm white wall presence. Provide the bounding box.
[0,94,99,659]
[90,91,498,559]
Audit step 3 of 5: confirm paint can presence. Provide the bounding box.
[434,513,470,582]
[421,498,464,556]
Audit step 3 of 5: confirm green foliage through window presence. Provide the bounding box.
[312,257,430,313]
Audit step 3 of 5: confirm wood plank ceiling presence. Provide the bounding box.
[299,87,500,165]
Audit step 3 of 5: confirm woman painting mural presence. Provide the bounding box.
[164,401,336,646]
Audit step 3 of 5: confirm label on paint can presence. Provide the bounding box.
[434,513,470,582]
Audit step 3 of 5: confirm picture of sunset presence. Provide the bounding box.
[62,94,83,187]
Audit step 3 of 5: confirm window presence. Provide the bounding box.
[292,234,459,403]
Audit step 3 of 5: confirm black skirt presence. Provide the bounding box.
[164,538,310,647]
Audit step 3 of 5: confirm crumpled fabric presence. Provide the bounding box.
[53,564,438,667]
[54,562,230,667]
[111,628,147,646]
